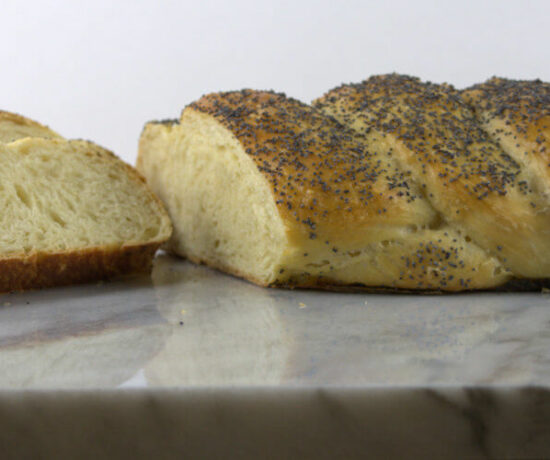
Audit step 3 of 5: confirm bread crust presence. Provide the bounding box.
[0,137,172,292]
[462,77,550,185]
[0,110,61,141]
[181,253,549,294]
[0,243,160,293]
[138,85,550,291]
[314,75,521,204]
[314,74,550,279]
[187,90,429,244]
[137,90,513,291]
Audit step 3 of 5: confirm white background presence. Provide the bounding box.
[2,0,550,164]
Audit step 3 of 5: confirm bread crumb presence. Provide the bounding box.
[299,302,306,308]
[364,300,368,305]
[180,309,187,315]
[3,302,11,307]
[542,287,550,294]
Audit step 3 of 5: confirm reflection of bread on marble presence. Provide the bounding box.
[0,281,168,389]
[145,255,290,385]
[0,328,165,388]
[280,293,503,385]
[138,91,511,292]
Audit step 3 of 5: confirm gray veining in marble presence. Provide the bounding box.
[0,387,548,460]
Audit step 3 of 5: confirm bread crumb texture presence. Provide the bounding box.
[0,113,171,292]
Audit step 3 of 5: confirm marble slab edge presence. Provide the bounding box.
[0,386,547,459]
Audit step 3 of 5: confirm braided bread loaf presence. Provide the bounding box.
[138,76,550,291]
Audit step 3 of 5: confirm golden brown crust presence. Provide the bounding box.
[0,110,57,130]
[0,110,62,141]
[0,138,172,293]
[314,75,521,203]
[135,91,507,291]
[0,243,161,293]
[462,77,550,183]
[138,82,550,291]
[187,90,430,247]
[314,74,550,279]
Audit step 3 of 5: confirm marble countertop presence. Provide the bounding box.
[0,254,549,459]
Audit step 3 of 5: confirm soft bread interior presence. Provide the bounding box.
[0,138,171,256]
[138,113,287,285]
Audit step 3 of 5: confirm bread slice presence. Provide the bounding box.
[314,74,550,280]
[0,111,61,142]
[137,90,509,291]
[462,78,550,194]
[0,137,172,291]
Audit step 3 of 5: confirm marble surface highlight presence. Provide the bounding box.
[1,254,549,388]
[0,254,549,458]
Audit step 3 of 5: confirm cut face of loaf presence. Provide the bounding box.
[0,137,172,291]
[138,90,510,291]
[314,74,550,280]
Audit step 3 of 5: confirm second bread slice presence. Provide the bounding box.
[0,137,172,291]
